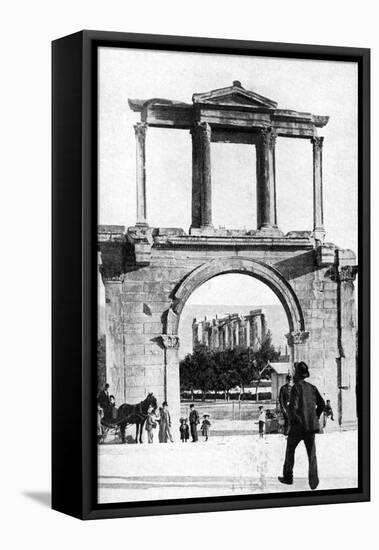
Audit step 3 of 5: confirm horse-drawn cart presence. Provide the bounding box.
[98,393,157,444]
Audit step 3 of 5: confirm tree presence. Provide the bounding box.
[231,346,255,398]
[180,344,216,401]
[251,330,280,401]
[179,332,281,402]
[213,348,239,400]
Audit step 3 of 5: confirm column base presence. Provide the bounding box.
[257,225,284,237]
[313,227,326,243]
[189,225,216,236]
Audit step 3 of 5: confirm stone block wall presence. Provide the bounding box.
[101,235,357,432]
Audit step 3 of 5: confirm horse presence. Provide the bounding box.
[116,393,158,444]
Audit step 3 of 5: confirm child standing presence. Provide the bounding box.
[201,414,211,441]
[179,418,190,442]
[257,406,266,439]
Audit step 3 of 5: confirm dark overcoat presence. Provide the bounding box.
[288,379,325,433]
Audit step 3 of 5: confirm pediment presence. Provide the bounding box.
[192,81,278,109]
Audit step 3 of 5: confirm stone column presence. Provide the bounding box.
[212,320,220,349]
[246,318,251,347]
[199,122,212,228]
[190,124,202,229]
[251,316,259,350]
[234,321,239,347]
[161,335,180,440]
[224,324,229,348]
[337,265,358,424]
[134,122,148,226]
[261,313,267,340]
[192,318,199,348]
[312,136,325,242]
[191,122,213,230]
[239,317,246,347]
[256,127,277,231]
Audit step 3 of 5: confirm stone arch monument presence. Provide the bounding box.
[98,81,357,427]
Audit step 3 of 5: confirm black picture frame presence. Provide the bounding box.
[52,30,370,520]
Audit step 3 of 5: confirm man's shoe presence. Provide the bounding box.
[278,476,293,485]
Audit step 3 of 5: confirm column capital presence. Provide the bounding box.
[198,121,212,138]
[100,269,125,284]
[339,265,358,283]
[258,127,277,148]
[311,135,324,148]
[134,122,148,138]
[160,334,180,350]
[285,330,310,346]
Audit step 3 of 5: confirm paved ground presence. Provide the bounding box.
[98,421,358,504]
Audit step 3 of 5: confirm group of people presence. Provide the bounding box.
[97,386,212,445]
[98,360,331,491]
[146,402,211,444]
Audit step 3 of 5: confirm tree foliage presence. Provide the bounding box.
[180,331,280,398]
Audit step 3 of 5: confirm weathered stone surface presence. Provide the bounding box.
[100,83,356,428]
[125,344,144,356]
[124,323,143,335]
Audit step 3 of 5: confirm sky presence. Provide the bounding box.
[98,46,358,307]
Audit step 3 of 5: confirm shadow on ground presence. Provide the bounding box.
[23,491,51,508]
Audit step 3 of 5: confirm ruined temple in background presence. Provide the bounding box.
[192,309,267,352]
[98,81,357,427]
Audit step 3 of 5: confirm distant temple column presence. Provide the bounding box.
[239,317,246,347]
[312,136,325,242]
[245,318,251,347]
[256,127,277,230]
[212,320,219,348]
[134,122,148,225]
[234,321,239,347]
[230,322,234,349]
[192,318,199,347]
[261,313,267,339]
[224,324,229,348]
[252,316,259,348]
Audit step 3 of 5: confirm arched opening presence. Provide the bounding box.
[179,273,289,359]
[167,257,305,337]
[168,258,307,426]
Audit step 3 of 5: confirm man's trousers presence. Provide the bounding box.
[190,423,198,442]
[282,430,319,489]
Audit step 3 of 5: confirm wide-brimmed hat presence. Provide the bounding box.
[294,361,310,379]
[203,414,210,418]
[180,417,188,422]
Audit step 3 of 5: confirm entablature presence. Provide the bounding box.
[128,81,328,138]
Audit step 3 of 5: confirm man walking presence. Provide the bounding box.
[278,362,325,490]
[189,404,200,442]
[279,374,293,435]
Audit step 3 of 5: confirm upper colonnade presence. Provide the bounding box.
[129,81,329,241]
